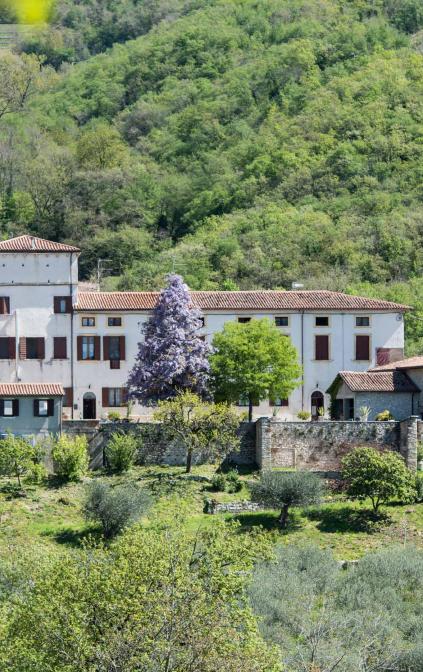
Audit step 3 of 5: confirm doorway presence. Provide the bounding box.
[83,393,96,420]
[311,391,324,420]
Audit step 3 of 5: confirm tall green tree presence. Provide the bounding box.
[211,318,301,421]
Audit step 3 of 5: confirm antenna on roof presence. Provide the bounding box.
[291,282,304,290]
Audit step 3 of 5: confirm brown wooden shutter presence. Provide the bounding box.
[13,399,19,416]
[37,338,45,360]
[54,297,60,314]
[47,399,55,417]
[94,336,101,361]
[103,336,110,361]
[0,297,10,315]
[65,297,72,313]
[77,336,83,360]
[315,335,329,360]
[121,387,128,405]
[119,336,126,360]
[356,335,370,361]
[8,338,15,359]
[54,337,67,359]
[63,387,73,407]
[19,337,26,360]
[102,388,109,407]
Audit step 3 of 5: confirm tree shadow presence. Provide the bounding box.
[41,526,101,548]
[305,506,390,534]
[229,509,303,533]
[0,482,28,499]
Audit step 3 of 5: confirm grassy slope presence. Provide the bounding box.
[2,465,423,561]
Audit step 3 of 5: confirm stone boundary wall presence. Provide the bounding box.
[256,417,419,472]
[63,417,419,473]
[204,499,263,515]
[63,420,256,469]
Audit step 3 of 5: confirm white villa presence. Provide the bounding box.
[0,235,410,422]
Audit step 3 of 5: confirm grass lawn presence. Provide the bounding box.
[0,465,422,561]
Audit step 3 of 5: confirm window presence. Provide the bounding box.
[82,317,95,327]
[0,400,18,417]
[77,335,100,361]
[34,399,54,417]
[356,316,370,327]
[355,335,370,361]
[53,337,67,359]
[270,397,289,407]
[0,297,10,315]
[238,317,251,323]
[108,317,122,327]
[315,316,329,327]
[109,336,121,360]
[237,395,250,407]
[26,338,45,360]
[315,335,329,360]
[54,297,71,314]
[0,337,14,359]
[102,387,127,407]
[103,336,125,365]
[275,316,289,327]
[198,317,205,328]
[82,336,95,360]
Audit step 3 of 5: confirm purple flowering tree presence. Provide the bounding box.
[127,275,211,404]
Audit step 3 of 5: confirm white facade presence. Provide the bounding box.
[0,236,407,422]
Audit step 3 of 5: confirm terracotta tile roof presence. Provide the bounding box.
[370,356,423,371]
[0,235,80,253]
[0,383,64,397]
[75,290,410,312]
[335,371,419,393]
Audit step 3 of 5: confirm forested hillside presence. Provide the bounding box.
[1,0,423,350]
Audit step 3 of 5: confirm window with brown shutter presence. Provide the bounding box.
[103,336,110,361]
[54,296,72,314]
[315,335,329,360]
[270,397,289,407]
[355,335,370,361]
[19,337,26,360]
[0,297,10,315]
[0,337,15,359]
[53,337,67,359]
[26,338,45,360]
[63,387,73,407]
[78,335,100,360]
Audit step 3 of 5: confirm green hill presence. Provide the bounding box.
[0,0,422,350]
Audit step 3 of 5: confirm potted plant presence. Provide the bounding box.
[317,406,326,422]
[359,405,371,422]
[297,411,311,422]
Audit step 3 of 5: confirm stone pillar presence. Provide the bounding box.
[404,416,418,471]
[256,417,272,469]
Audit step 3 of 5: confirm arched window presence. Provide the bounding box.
[311,391,324,420]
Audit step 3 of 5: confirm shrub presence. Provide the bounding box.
[211,473,227,492]
[417,442,423,464]
[415,473,423,503]
[25,462,48,485]
[375,409,394,421]
[83,480,151,538]
[105,432,138,473]
[251,470,323,528]
[0,434,39,489]
[52,435,89,482]
[342,447,416,512]
[108,411,121,422]
[297,411,311,421]
[226,469,242,493]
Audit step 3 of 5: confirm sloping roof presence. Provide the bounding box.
[0,235,80,253]
[370,356,423,372]
[0,383,64,397]
[333,371,419,393]
[75,290,410,312]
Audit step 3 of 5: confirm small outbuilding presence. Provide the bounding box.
[327,370,420,421]
[0,383,64,441]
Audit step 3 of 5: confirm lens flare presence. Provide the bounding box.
[14,0,53,24]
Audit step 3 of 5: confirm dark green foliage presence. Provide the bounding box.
[105,432,138,473]
[342,447,416,511]
[83,480,150,538]
[415,472,423,502]
[226,469,242,493]
[1,0,423,352]
[251,544,423,671]
[211,473,226,492]
[250,470,323,528]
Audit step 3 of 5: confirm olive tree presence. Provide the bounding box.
[250,470,323,528]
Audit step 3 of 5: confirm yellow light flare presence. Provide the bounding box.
[14,0,53,24]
